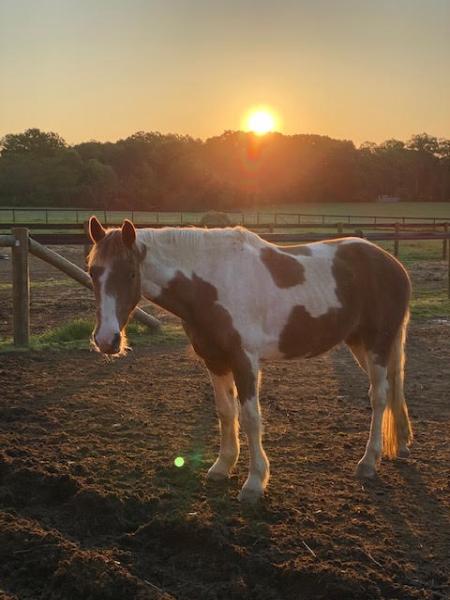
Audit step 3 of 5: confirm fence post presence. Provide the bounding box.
[337,223,343,236]
[12,227,30,347]
[447,229,450,299]
[394,223,400,257]
[443,223,448,261]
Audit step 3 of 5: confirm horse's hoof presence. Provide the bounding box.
[206,469,229,482]
[397,447,410,459]
[238,487,264,504]
[355,462,376,479]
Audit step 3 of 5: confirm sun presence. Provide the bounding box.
[244,107,277,135]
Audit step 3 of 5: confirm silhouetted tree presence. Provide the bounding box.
[0,128,449,209]
[1,128,66,156]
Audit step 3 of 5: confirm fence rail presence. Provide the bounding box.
[2,207,450,227]
[20,230,450,247]
[1,220,449,232]
[12,222,448,263]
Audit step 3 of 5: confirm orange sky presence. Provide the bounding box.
[1,0,449,145]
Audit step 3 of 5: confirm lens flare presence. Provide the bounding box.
[174,456,185,468]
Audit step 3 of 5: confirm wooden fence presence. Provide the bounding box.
[2,220,447,260]
[2,207,450,227]
[1,226,450,347]
[0,228,161,347]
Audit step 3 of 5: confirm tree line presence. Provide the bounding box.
[0,128,449,210]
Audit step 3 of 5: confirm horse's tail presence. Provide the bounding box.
[382,309,413,459]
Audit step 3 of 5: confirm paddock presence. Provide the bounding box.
[0,237,449,599]
[0,324,449,599]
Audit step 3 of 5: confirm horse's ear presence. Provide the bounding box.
[121,219,136,248]
[89,216,105,244]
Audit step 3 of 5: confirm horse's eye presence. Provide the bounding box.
[89,266,104,281]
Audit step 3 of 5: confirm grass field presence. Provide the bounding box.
[1,202,450,226]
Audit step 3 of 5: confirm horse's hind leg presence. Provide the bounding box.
[347,339,368,373]
[355,352,388,479]
[206,371,240,481]
[234,358,269,503]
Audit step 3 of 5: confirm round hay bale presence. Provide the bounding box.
[199,211,231,227]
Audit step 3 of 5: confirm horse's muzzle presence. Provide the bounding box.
[93,332,122,355]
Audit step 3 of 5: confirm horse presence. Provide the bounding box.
[87,216,413,503]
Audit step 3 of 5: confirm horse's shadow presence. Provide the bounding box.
[329,344,450,567]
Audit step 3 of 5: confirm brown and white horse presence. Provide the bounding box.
[88,216,413,502]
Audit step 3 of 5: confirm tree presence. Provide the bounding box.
[437,138,450,201]
[0,128,67,157]
[407,133,440,200]
[1,128,449,209]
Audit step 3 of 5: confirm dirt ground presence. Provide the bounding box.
[0,247,449,600]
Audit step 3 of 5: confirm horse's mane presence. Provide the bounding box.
[139,226,263,251]
[88,226,264,267]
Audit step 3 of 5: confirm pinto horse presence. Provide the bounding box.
[87,216,413,502]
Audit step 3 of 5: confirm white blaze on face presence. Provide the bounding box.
[95,267,120,350]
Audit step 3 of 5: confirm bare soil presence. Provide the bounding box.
[0,247,449,599]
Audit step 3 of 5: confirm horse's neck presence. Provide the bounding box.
[137,229,205,302]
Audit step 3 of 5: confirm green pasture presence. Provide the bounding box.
[263,202,450,220]
[1,202,450,226]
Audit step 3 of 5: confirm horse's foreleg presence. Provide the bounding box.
[356,355,388,478]
[234,360,270,502]
[207,371,240,481]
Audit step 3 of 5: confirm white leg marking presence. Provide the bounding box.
[207,372,240,480]
[357,357,388,478]
[239,370,270,502]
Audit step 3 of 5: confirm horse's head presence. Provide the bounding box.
[88,216,142,355]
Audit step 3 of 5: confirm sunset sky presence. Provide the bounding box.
[1,0,449,145]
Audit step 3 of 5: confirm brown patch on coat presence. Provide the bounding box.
[260,247,305,288]
[155,272,255,402]
[338,242,411,365]
[279,241,410,365]
[279,253,359,358]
